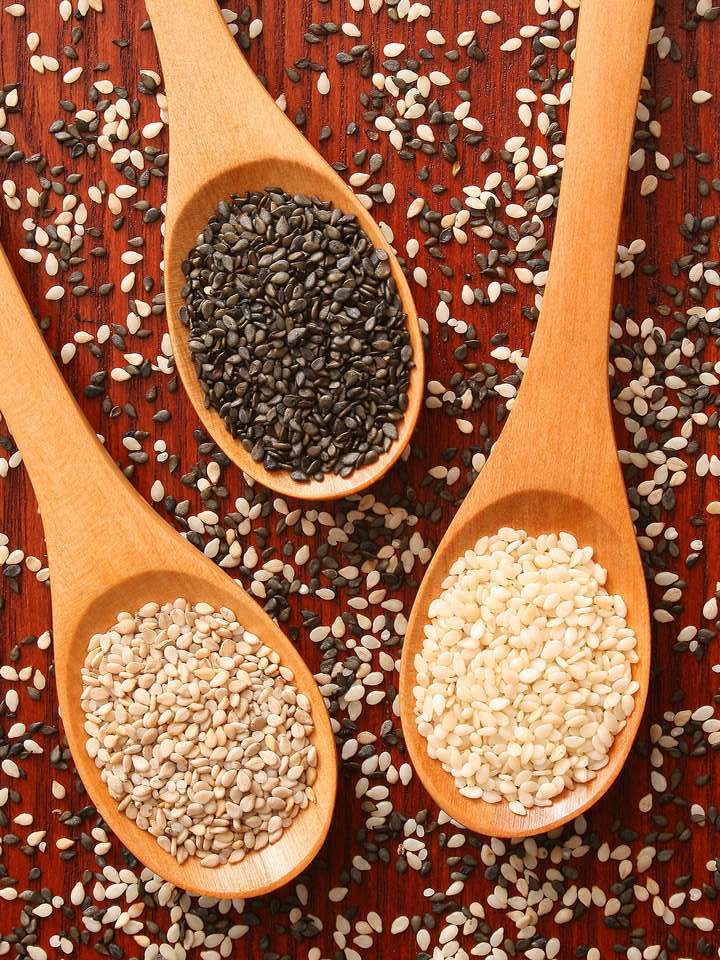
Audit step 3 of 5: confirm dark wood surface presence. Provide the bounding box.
[1,1,720,958]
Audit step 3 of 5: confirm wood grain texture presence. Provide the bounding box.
[1,0,719,957]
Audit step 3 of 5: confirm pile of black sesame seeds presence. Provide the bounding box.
[2,0,720,959]
[180,189,413,480]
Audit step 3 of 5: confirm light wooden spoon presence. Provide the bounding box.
[0,245,337,896]
[143,0,424,501]
[399,0,654,838]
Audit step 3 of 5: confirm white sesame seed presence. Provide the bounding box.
[692,89,712,104]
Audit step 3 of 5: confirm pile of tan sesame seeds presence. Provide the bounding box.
[3,0,720,959]
[80,599,316,866]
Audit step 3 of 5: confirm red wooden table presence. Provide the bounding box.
[2,1,720,958]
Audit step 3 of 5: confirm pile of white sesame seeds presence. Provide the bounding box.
[413,530,639,814]
[80,599,316,866]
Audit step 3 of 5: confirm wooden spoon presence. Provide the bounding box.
[0,245,337,896]
[399,0,654,838]
[143,0,424,501]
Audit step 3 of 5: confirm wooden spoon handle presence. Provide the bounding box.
[515,0,654,427]
[0,247,143,588]
[144,0,302,203]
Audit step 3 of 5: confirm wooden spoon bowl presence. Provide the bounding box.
[64,570,337,897]
[400,488,650,838]
[399,0,654,838]
[0,247,337,897]
[146,0,424,501]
